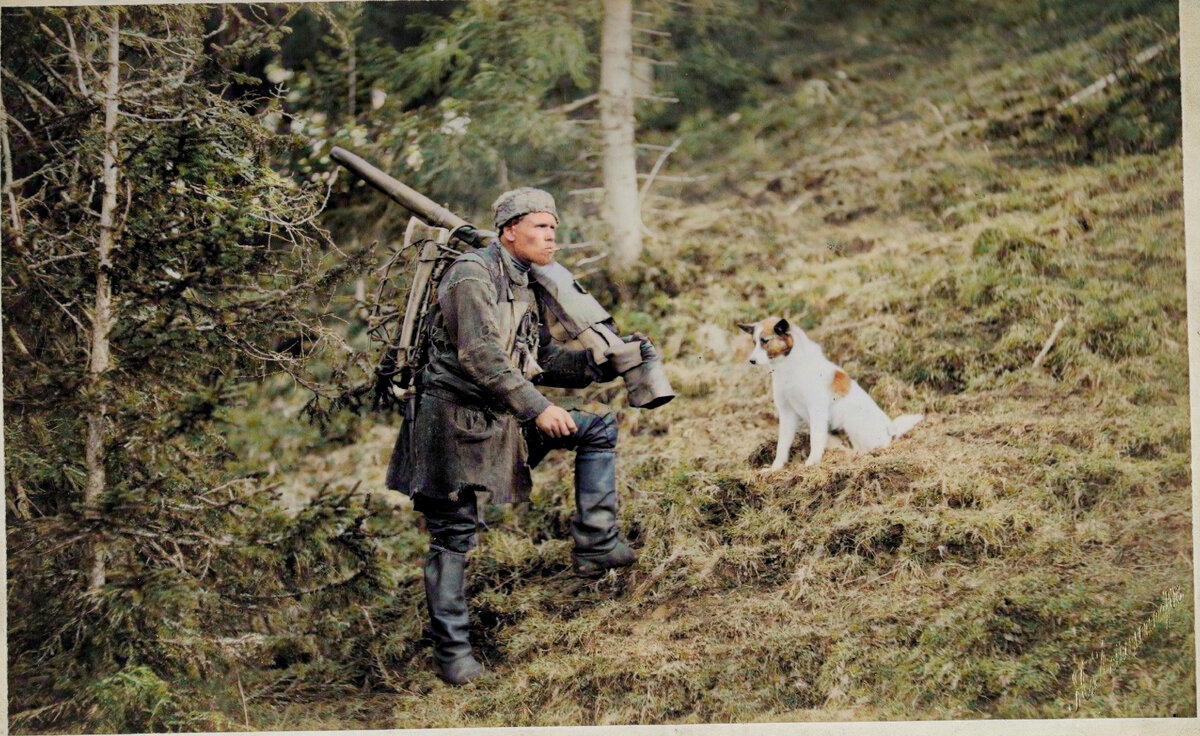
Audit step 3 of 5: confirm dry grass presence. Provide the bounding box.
[240,1,1192,728]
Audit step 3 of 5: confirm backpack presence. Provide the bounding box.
[371,217,464,410]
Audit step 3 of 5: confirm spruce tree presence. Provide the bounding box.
[3,5,392,730]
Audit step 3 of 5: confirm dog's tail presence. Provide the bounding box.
[888,413,924,439]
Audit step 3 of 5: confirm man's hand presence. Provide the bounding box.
[535,405,577,438]
[630,334,660,363]
[591,334,661,382]
[585,350,620,383]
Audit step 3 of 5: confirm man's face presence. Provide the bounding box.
[501,211,558,267]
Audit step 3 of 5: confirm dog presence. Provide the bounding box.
[738,316,923,469]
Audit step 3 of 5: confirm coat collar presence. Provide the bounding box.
[494,241,530,290]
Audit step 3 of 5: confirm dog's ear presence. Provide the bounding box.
[736,322,756,335]
[774,318,790,336]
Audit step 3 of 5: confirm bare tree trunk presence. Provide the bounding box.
[329,4,359,122]
[347,43,357,121]
[344,23,356,121]
[599,0,643,274]
[0,32,22,251]
[85,11,122,593]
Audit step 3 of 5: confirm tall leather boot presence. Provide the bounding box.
[571,450,638,577]
[424,547,485,685]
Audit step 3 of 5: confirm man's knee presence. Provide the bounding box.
[573,408,617,452]
[431,533,474,554]
[415,489,480,553]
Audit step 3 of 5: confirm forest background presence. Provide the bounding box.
[1,0,1194,732]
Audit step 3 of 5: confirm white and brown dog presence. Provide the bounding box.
[739,317,923,469]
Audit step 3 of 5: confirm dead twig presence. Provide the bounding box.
[236,672,250,728]
[549,93,598,115]
[638,137,682,205]
[10,701,72,729]
[1032,318,1067,369]
[632,549,683,598]
[573,252,609,268]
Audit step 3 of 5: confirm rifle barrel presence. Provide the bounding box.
[330,146,470,232]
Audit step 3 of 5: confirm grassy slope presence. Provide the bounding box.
[251,1,1192,728]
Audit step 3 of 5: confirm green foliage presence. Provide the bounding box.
[1,5,398,731]
[81,666,182,733]
[276,0,601,232]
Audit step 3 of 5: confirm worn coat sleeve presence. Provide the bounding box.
[439,261,551,422]
[532,326,598,389]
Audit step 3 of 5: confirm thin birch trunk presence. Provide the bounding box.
[85,11,121,592]
[599,0,643,273]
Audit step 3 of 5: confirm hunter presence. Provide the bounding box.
[385,188,650,686]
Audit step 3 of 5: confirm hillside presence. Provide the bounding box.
[235,2,1192,728]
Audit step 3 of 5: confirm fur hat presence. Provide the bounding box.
[492,187,558,232]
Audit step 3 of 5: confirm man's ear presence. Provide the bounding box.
[774,318,790,336]
[736,322,756,335]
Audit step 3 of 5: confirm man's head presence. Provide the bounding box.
[493,187,558,234]
[492,187,559,266]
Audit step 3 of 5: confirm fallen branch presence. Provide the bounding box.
[632,548,684,598]
[1056,39,1173,111]
[1032,317,1067,368]
[237,672,250,728]
[10,702,72,730]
